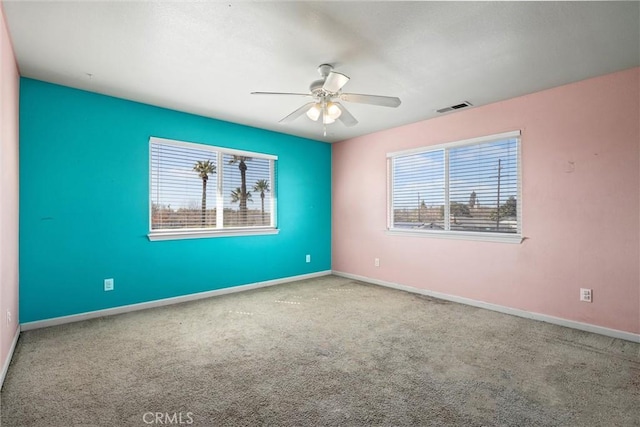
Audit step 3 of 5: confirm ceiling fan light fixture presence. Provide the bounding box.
[322,115,335,124]
[306,104,321,121]
[326,102,342,120]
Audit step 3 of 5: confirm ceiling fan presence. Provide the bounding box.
[251,64,401,136]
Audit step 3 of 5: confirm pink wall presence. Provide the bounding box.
[0,2,20,374]
[333,68,640,335]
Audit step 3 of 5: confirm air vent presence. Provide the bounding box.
[436,101,473,114]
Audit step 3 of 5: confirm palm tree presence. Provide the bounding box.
[230,187,253,203]
[252,179,270,224]
[193,160,216,226]
[228,156,252,224]
[230,187,252,224]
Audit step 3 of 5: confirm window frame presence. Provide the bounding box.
[148,137,278,241]
[386,130,523,244]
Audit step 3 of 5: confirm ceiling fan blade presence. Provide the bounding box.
[335,103,358,127]
[340,93,401,108]
[323,71,350,93]
[251,92,312,97]
[279,102,316,124]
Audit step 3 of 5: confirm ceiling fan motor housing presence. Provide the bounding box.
[309,79,326,94]
[310,64,337,95]
[318,64,333,78]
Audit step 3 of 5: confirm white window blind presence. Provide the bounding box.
[222,154,273,228]
[149,137,277,239]
[388,131,521,240]
[150,142,218,230]
[392,149,445,229]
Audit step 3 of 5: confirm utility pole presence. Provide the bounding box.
[496,158,502,231]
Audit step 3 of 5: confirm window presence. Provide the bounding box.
[149,137,277,241]
[388,131,521,243]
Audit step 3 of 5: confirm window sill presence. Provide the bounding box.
[148,227,279,241]
[386,228,523,244]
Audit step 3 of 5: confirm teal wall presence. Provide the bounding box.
[19,78,331,323]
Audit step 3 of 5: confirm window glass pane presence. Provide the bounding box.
[449,138,518,233]
[392,150,445,230]
[149,138,277,235]
[222,154,272,228]
[150,143,217,230]
[389,134,520,238]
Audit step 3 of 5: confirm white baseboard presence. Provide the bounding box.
[1,325,20,390]
[333,270,640,343]
[21,270,332,331]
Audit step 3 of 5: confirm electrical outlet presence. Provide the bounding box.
[104,278,114,292]
[6,310,11,326]
[580,288,592,303]
[305,254,311,263]
[374,258,380,267]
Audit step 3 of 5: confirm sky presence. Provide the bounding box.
[151,137,517,215]
[392,137,518,209]
[150,143,272,211]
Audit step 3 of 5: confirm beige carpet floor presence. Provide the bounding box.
[1,275,639,426]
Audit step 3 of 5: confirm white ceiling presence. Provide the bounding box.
[3,1,639,143]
